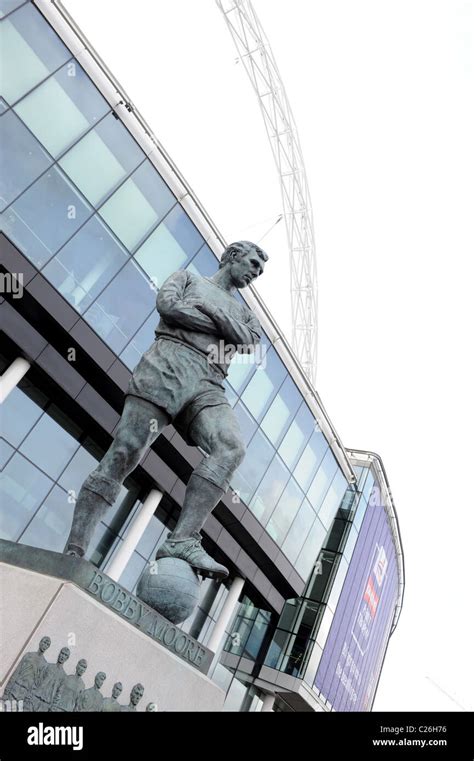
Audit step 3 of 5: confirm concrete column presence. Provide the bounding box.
[0,357,30,403]
[207,575,245,656]
[106,488,163,581]
[261,693,275,712]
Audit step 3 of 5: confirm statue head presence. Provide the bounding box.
[57,647,70,665]
[146,702,158,712]
[112,682,123,699]
[95,672,106,689]
[130,683,144,706]
[39,636,51,653]
[219,241,268,289]
[76,659,87,677]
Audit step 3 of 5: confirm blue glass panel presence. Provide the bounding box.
[0,1,27,18]
[282,499,316,564]
[306,448,338,511]
[134,205,204,286]
[0,3,70,103]
[1,385,45,447]
[223,380,239,408]
[266,477,305,544]
[278,402,314,470]
[58,446,99,495]
[226,353,257,395]
[99,161,175,252]
[318,470,348,529]
[14,60,109,157]
[260,375,302,447]
[353,494,368,533]
[230,429,274,504]
[240,347,286,422]
[117,550,147,594]
[2,166,93,267]
[19,484,74,552]
[0,97,8,113]
[134,514,168,559]
[293,428,329,492]
[59,113,144,206]
[0,453,53,541]
[0,108,51,210]
[186,244,219,278]
[119,311,156,370]
[295,516,327,581]
[0,438,14,469]
[233,401,257,445]
[84,260,155,353]
[249,455,290,524]
[19,410,80,480]
[42,216,129,313]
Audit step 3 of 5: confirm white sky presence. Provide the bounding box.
[63,0,474,711]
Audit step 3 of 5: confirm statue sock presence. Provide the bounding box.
[65,472,121,556]
[171,473,224,540]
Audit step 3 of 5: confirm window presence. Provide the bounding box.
[99,161,176,252]
[1,384,46,448]
[240,347,286,422]
[0,108,51,210]
[0,3,70,104]
[230,429,274,504]
[19,408,81,480]
[134,205,204,285]
[83,260,155,353]
[260,375,302,447]
[282,499,316,563]
[1,1,27,19]
[2,166,93,267]
[293,428,329,492]
[249,454,290,524]
[186,244,219,278]
[266,477,304,544]
[0,453,53,541]
[295,516,327,581]
[232,401,257,446]
[119,312,157,371]
[277,403,314,470]
[59,113,144,206]
[318,470,348,530]
[14,60,109,157]
[42,216,129,313]
[305,448,338,512]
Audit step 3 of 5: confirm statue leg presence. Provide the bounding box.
[155,405,245,579]
[64,396,170,557]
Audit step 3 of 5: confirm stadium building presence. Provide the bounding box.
[0,0,404,711]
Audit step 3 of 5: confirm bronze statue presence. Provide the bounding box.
[74,671,106,712]
[50,658,87,712]
[102,681,123,712]
[2,636,51,710]
[64,242,267,580]
[32,646,70,711]
[120,683,144,712]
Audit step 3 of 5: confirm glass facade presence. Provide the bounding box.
[0,0,350,580]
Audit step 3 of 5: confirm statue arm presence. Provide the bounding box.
[196,305,262,350]
[156,271,218,334]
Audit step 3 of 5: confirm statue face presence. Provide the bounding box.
[131,684,144,705]
[76,660,87,676]
[230,250,265,289]
[112,683,123,698]
[95,672,106,688]
[146,702,158,712]
[58,648,70,664]
[39,637,51,652]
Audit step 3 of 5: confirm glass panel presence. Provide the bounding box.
[0,97,8,113]
[119,312,156,370]
[19,409,81,480]
[249,454,290,524]
[117,550,147,594]
[260,375,302,447]
[282,498,316,563]
[306,550,338,603]
[84,260,155,353]
[99,161,175,251]
[0,3,70,104]
[232,401,257,446]
[295,516,326,581]
[230,429,274,504]
[277,403,314,470]
[0,108,51,209]
[134,514,168,559]
[318,470,348,529]
[223,380,239,408]
[266,477,304,543]
[58,445,99,494]
[226,353,256,395]
[240,348,286,422]
[0,438,15,469]
[134,205,204,285]
[186,244,219,277]
[306,448,338,511]
[0,1,27,19]
[42,216,129,313]
[19,484,74,552]
[293,428,329,492]
[86,522,118,567]
[353,493,368,533]
[59,113,144,206]
[0,453,53,540]
[0,385,45,447]
[2,166,93,267]
[14,60,109,157]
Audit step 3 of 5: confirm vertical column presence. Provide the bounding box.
[105,488,163,581]
[261,693,275,712]
[207,575,245,669]
[0,357,30,403]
